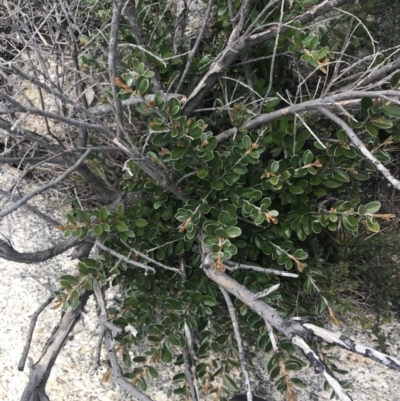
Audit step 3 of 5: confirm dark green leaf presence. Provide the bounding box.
[148,366,159,378]
[135,219,148,227]
[162,348,173,363]
[224,375,239,391]
[116,221,128,232]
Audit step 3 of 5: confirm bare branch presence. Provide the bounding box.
[0,188,60,226]
[175,0,215,94]
[95,239,155,273]
[182,0,356,114]
[93,326,105,371]
[18,296,55,372]
[0,156,65,164]
[258,0,285,113]
[316,106,400,190]
[120,240,181,273]
[291,335,353,401]
[112,137,189,201]
[87,93,187,116]
[243,90,400,131]
[92,280,154,401]
[227,0,253,46]
[0,148,93,218]
[124,1,163,91]
[0,91,113,136]
[180,255,200,401]
[224,260,298,278]
[108,0,125,138]
[0,117,61,152]
[201,253,354,400]
[254,283,281,299]
[221,287,253,401]
[0,236,80,264]
[304,323,400,371]
[171,0,187,57]
[20,291,91,401]
[343,56,400,91]
[201,259,307,339]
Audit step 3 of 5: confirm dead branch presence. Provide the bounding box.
[171,0,187,57]
[124,1,163,91]
[0,236,80,264]
[316,106,400,190]
[200,244,352,401]
[175,0,215,94]
[108,0,125,139]
[224,260,299,278]
[92,279,154,401]
[304,323,400,370]
[179,255,200,401]
[221,287,253,401]
[18,296,55,371]
[95,239,156,273]
[120,239,181,273]
[182,0,356,114]
[20,291,91,401]
[0,148,93,218]
[291,335,353,401]
[0,188,60,226]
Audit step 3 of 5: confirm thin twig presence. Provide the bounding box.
[175,0,215,94]
[224,260,298,278]
[18,296,55,371]
[120,240,180,273]
[179,256,200,401]
[0,149,92,218]
[258,0,285,113]
[108,0,125,138]
[220,287,253,401]
[92,280,153,401]
[0,188,60,226]
[316,106,400,190]
[124,1,163,91]
[95,240,155,273]
[93,326,105,371]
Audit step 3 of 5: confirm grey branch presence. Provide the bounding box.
[0,188,60,226]
[171,0,187,57]
[179,256,200,401]
[20,292,91,401]
[224,260,298,278]
[201,254,352,401]
[92,280,153,401]
[0,148,93,218]
[120,240,181,273]
[0,92,113,136]
[124,1,163,91]
[18,296,55,372]
[0,236,80,264]
[87,93,186,116]
[182,0,355,114]
[244,90,400,131]
[175,0,215,93]
[316,106,400,190]
[95,240,156,273]
[291,335,353,401]
[305,323,400,371]
[221,287,253,401]
[108,0,125,138]
[0,117,60,152]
